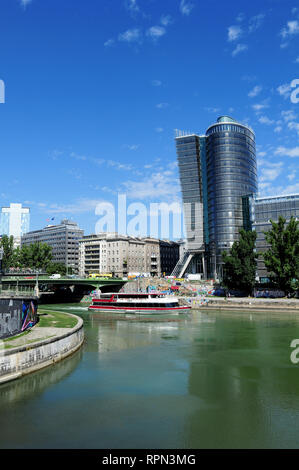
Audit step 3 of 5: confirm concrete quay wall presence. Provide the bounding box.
[0,315,84,385]
[181,296,299,311]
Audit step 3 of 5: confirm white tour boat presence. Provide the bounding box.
[88,292,191,315]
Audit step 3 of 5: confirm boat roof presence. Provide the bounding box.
[96,292,169,296]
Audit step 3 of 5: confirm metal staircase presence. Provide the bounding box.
[171,252,194,278]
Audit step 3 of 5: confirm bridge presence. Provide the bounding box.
[0,275,127,303]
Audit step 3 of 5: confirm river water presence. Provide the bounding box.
[1,304,299,449]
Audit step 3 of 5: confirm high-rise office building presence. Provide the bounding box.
[175,116,258,279]
[243,193,299,280]
[0,203,30,247]
[21,219,84,272]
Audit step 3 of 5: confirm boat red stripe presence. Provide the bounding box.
[88,305,190,311]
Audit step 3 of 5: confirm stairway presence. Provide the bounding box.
[171,252,194,278]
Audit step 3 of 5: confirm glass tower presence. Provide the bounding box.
[175,116,258,279]
[176,133,205,252]
[206,116,257,277]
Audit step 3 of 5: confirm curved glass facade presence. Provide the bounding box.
[206,119,257,275]
[175,117,257,279]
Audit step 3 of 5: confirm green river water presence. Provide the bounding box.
[1,304,299,449]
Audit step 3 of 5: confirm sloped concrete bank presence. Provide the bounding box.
[0,314,84,385]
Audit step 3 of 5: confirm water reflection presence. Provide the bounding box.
[1,306,299,448]
[0,348,82,405]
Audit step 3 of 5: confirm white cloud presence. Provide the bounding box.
[91,158,105,166]
[232,43,248,56]
[281,20,299,38]
[146,26,166,40]
[274,126,282,133]
[160,15,173,26]
[260,167,282,182]
[277,83,292,99]
[125,0,139,14]
[107,160,133,170]
[274,146,299,158]
[123,171,180,200]
[20,0,32,7]
[179,0,195,16]
[47,199,104,214]
[258,160,283,183]
[248,14,265,33]
[70,152,87,161]
[152,80,162,87]
[118,28,142,43]
[204,107,221,113]
[228,25,242,42]
[155,127,164,133]
[288,121,299,134]
[252,103,269,112]
[236,13,245,23]
[248,85,262,97]
[49,149,63,160]
[288,171,296,181]
[295,56,299,63]
[123,144,139,151]
[258,116,275,125]
[282,110,297,121]
[280,182,299,194]
[104,39,115,47]
[156,102,169,109]
[242,75,257,82]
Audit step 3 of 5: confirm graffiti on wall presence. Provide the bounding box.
[21,301,38,331]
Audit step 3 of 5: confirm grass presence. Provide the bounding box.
[3,330,31,342]
[37,309,78,329]
[0,310,79,350]
[1,334,57,350]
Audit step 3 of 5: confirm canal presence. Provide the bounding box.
[1,304,299,449]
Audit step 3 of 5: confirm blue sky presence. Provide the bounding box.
[0,0,299,236]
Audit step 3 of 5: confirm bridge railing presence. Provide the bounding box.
[0,286,36,296]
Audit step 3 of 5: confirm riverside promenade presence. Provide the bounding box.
[0,309,84,384]
[187,296,299,311]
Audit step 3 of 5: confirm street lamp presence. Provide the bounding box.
[66,263,75,277]
[34,269,40,297]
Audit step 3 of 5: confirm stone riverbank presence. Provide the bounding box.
[0,311,84,384]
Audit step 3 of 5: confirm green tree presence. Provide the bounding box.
[46,262,66,276]
[0,235,15,271]
[20,242,53,270]
[222,229,258,295]
[263,216,299,295]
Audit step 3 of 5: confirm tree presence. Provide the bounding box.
[0,235,15,271]
[263,216,299,295]
[19,242,53,270]
[222,229,258,295]
[46,262,66,276]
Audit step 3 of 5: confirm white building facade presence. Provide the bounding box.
[0,203,30,247]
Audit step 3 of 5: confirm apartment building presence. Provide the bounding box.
[79,233,164,277]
